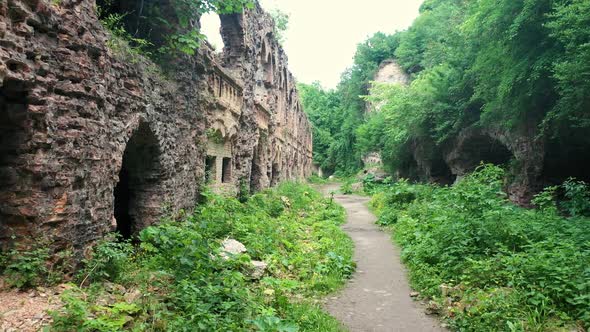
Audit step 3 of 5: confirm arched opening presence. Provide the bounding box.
[0,81,29,239]
[271,162,280,187]
[465,134,513,168]
[200,13,225,52]
[430,156,455,185]
[113,122,162,239]
[250,134,267,191]
[446,132,513,178]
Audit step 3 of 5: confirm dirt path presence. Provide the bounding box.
[320,184,445,332]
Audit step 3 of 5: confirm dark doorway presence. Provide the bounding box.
[113,165,132,238]
[542,135,590,185]
[454,134,513,173]
[271,162,280,186]
[113,123,161,239]
[222,157,232,183]
[0,86,27,189]
[0,82,29,232]
[205,156,216,183]
[250,140,266,192]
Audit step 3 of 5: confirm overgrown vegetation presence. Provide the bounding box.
[303,0,590,181]
[369,165,590,331]
[299,32,399,176]
[0,240,73,289]
[47,183,353,331]
[270,9,290,45]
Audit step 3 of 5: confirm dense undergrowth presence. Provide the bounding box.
[5,183,353,331]
[369,165,590,331]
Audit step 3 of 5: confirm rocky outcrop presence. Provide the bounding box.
[372,60,409,86]
[0,0,312,254]
[366,59,409,114]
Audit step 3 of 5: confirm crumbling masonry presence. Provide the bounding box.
[0,0,313,252]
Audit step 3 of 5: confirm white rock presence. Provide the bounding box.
[250,260,268,279]
[220,239,247,259]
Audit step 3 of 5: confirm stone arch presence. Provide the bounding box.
[113,122,163,239]
[445,129,513,179]
[0,80,30,241]
[260,37,274,85]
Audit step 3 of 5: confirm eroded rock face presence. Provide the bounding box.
[373,60,410,86]
[0,0,312,254]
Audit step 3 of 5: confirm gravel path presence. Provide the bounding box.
[321,184,445,332]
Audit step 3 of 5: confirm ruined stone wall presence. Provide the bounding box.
[219,5,313,191]
[0,0,312,253]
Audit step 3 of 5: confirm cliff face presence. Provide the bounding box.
[0,0,312,252]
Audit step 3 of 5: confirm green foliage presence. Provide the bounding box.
[0,241,73,289]
[340,179,354,195]
[77,234,134,285]
[561,178,590,217]
[270,9,290,45]
[312,0,590,179]
[531,185,559,212]
[0,245,49,289]
[370,165,590,330]
[100,12,153,62]
[299,32,401,175]
[52,289,141,332]
[50,183,352,331]
[307,174,327,184]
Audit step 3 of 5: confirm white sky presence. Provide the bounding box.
[201,0,424,89]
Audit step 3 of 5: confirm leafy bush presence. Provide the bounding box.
[50,182,353,331]
[371,165,590,330]
[340,179,354,195]
[77,235,134,285]
[0,241,73,289]
[0,246,50,289]
[561,178,590,217]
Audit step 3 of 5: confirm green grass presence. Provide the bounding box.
[369,165,590,331]
[49,182,354,331]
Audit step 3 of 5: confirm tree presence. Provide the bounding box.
[270,9,290,44]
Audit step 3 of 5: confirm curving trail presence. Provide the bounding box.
[320,184,445,332]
